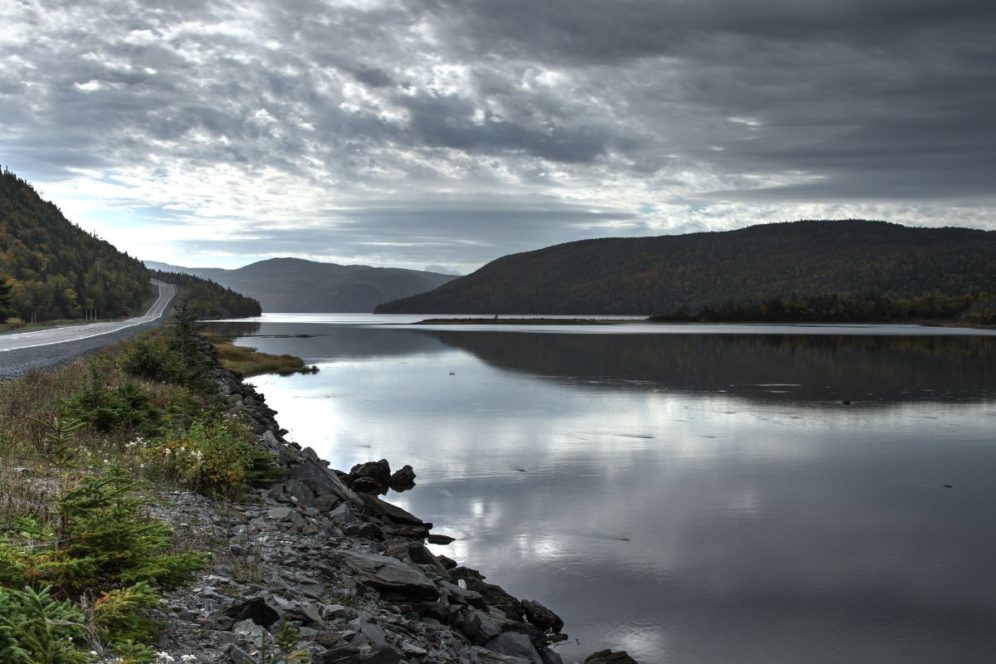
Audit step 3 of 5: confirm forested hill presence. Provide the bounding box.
[150,270,262,320]
[146,257,456,313]
[0,168,150,321]
[375,220,996,315]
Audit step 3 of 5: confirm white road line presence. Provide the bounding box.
[0,280,175,353]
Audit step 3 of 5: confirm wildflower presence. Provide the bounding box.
[181,656,197,663]
[157,653,176,663]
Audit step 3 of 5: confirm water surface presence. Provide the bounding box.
[208,317,996,663]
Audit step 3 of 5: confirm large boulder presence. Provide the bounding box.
[287,453,363,507]
[339,550,440,602]
[388,464,416,492]
[522,599,564,633]
[348,459,392,494]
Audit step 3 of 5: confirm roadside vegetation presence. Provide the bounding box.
[0,307,285,662]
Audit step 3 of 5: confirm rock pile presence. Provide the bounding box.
[150,339,638,663]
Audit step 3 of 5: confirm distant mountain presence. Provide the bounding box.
[145,258,457,313]
[0,168,149,321]
[374,220,996,315]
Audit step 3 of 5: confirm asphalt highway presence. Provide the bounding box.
[0,280,175,379]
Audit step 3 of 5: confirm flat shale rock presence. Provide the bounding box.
[484,631,544,663]
[339,550,440,602]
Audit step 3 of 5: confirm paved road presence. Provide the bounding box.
[0,280,175,379]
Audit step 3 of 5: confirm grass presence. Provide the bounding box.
[0,321,286,660]
[211,339,318,377]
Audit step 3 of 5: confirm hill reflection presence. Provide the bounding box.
[420,332,996,405]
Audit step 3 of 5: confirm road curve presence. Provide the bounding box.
[0,280,175,379]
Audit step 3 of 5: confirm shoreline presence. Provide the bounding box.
[0,329,637,663]
[160,336,637,662]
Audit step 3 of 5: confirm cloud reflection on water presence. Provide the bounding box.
[225,323,996,662]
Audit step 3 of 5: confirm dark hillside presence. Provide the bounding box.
[375,220,996,315]
[0,168,150,321]
[150,270,262,319]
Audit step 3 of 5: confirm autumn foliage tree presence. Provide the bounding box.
[0,167,151,322]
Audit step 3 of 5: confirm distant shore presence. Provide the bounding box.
[416,317,634,325]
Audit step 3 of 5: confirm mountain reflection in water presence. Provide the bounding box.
[209,321,996,663]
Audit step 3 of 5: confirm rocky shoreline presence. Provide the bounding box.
[151,338,638,664]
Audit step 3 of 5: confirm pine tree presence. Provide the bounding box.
[0,275,12,319]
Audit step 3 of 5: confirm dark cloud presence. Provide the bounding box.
[1,0,994,268]
[180,199,643,266]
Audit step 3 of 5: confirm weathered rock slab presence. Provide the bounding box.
[339,550,440,602]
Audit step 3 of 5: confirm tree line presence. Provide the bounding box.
[649,290,996,325]
[151,270,262,319]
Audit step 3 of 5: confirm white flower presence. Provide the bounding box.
[156,653,176,663]
[181,656,197,663]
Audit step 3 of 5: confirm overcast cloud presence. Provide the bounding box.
[1,0,994,270]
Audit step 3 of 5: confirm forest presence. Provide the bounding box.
[150,270,262,319]
[0,168,150,322]
[377,219,996,317]
[649,290,996,325]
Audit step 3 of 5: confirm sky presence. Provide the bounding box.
[2,0,995,273]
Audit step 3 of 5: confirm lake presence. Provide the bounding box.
[207,315,996,663]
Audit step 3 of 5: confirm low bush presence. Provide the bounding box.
[149,417,282,498]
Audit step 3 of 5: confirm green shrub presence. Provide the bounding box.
[41,468,208,593]
[149,417,282,498]
[91,582,160,645]
[120,337,189,385]
[64,382,162,435]
[0,585,92,664]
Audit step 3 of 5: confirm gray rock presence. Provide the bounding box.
[521,599,564,633]
[428,533,456,545]
[321,646,403,664]
[388,465,416,492]
[352,617,389,648]
[209,596,280,630]
[484,632,543,664]
[222,643,255,664]
[340,551,440,602]
[352,476,386,494]
[359,494,426,527]
[268,506,294,520]
[288,455,363,506]
[450,568,524,621]
[454,608,502,645]
[440,581,485,608]
[437,554,459,570]
[464,646,534,663]
[583,651,639,664]
[271,479,315,507]
[348,459,392,494]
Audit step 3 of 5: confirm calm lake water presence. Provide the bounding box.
[207,315,996,663]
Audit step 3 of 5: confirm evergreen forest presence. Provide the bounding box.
[0,168,150,322]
